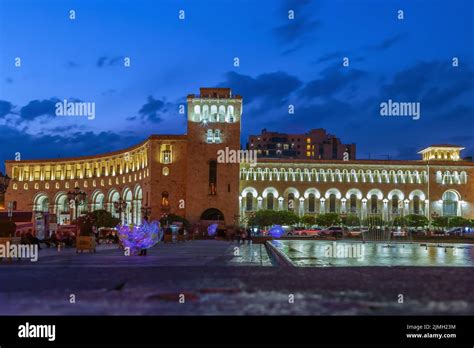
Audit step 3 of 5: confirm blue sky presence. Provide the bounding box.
[0,0,473,171]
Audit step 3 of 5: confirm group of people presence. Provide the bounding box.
[231,228,252,244]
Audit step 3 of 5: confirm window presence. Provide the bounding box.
[267,193,274,210]
[443,191,458,216]
[371,194,378,213]
[288,193,295,211]
[329,194,336,213]
[392,195,399,214]
[413,196,420,215]
[350,194,357,213]
[246,192,253,211]
[209,160,217,195]
[162,146,172,164]
[214,129,222,143]
[308,193,315,213]
[161,191,169,207]
[206,129,214,143]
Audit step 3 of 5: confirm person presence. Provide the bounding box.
[240,229,246,244]
[22,232,41,249]
[236,229,241,244]
[247,228,252,245]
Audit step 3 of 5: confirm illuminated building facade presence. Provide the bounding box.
[3,89,474,229]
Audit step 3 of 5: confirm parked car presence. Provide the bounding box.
[319,226,344,238]
[286,227,321,236]
[347,227,367,237]
[446,227,464,236]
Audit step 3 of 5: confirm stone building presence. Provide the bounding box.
[3,88,473,230]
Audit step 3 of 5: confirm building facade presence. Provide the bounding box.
[3,88,474,230]
[247,128,356,160]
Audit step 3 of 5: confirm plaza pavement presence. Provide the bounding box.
[0,240,473,315]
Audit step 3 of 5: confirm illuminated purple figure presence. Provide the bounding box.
[207,223,218,237]
[268,225,284,238]
[117,220,162,255]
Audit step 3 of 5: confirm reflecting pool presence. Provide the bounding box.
[270,240,474,267]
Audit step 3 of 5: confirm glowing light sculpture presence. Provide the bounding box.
[117,220,162,255]
[268,225,284,238]
[207,223,218,237]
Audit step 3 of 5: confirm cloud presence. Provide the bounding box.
[218,71,302,108]
[0,125,143,172]
[19,98,60,120]
[97,56,124,67]
[272,0,321,54]
[366,33,407,51]
[299,65,367,99]
[0,100,15,118]
[132,96,169,123]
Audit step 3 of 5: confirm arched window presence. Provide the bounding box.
[288,193,295,211]
[371,194,378,213]
[308,193,315,213]
[193,105,201,122]
[350,194,357,213]
[214,129,221,143]
[209,161,217,195]
[413,196,420,215]
[392,195,399,214]
[161,191,169,207]
[246,192,253,211]
[442,191,458,216]
[329,194,336,213]
[267,193,274,210]
[206,129,214,143]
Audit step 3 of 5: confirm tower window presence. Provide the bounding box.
[209,160,217,195]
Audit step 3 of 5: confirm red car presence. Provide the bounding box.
[287,228,321,237]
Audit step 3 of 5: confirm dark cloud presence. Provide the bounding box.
[97,56,124,67]
[0,125,143,171]
[381,61,474,110]
[367,33,407,51]
[0,100,14,118]
[273,0,321,54]
[218,71,302,108]
[299,65,367,99]
[19,98,60,120]
[134,96,169,123]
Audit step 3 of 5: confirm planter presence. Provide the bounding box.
[76,236,96,253]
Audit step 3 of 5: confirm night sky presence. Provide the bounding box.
[0,0,473,172]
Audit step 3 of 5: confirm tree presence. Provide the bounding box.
[300,214,316,227]
[432,216,449,229]
[448,216,470,228]
[89,209,120,229]
[315,213,340,227]
[393,216,406,227]
[404,214,428,227]
[248,210,299,227]
[341,214,360,227]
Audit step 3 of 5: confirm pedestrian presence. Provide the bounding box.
[240,229,246,244]
[236,229,241,244]
[247,228,252,245]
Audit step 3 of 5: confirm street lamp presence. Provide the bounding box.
[141,205,151,222]
[67,186,87,221]
[0,171,11,194]
[114,198,128,224]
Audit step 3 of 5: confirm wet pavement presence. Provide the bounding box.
[0,240,473,315]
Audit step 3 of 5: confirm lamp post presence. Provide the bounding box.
[67,187,87,221]
[141,205,151,222]
[114,198,128,224]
